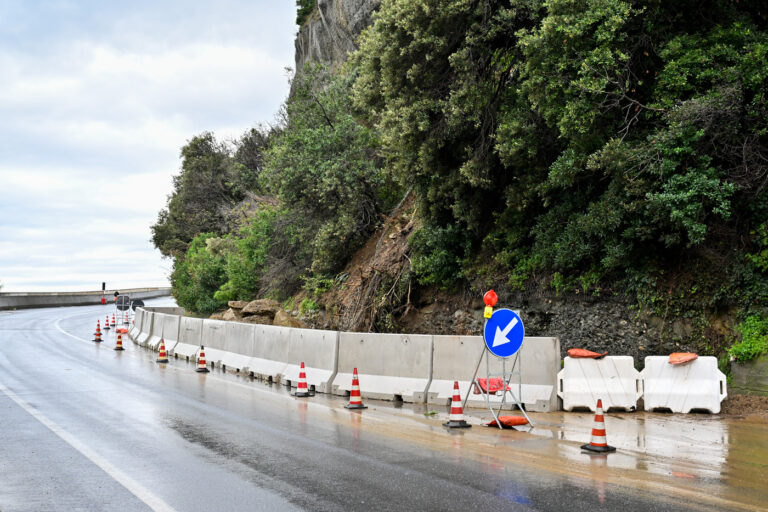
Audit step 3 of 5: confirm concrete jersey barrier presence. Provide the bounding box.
[136,311,154,346]
[332,332,432,403]
[215,321,257,372]
[281,328,339,394]
[426,335,560,412]
[129,308,144,340]
[199,320,235,369]
[557,356,642,412]
[248,324,291,382]
[641,356,727,413]
[146,313,181,352]
[172,317,204,360]
[0,287,171,310]
[146,313,166,350]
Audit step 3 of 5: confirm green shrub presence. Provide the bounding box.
[296,0,315,26]
[263,64,394,276]
[299,298,318,314]
[730,315,768,363]
[213,207,277,302]
[410,225,470,288]
[171,233,230,315]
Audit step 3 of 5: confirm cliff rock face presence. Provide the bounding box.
[294,0,380,73]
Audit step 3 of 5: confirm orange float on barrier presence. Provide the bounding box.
[567,348,608,359]
[669,352,698,365]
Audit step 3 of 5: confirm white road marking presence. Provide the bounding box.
[0,383,177,512]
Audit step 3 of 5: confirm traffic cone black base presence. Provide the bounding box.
[443,420,471,428]
[344,403,367,410]
[581,443,616,453]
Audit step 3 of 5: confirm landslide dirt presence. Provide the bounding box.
[720,393,768,418]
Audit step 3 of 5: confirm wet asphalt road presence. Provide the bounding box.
[0,299,753,511]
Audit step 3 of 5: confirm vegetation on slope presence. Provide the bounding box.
[153,0,768,361]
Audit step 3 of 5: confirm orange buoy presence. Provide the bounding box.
[485,416,529,428]
[669,352,698,365]
[568,348,608,359]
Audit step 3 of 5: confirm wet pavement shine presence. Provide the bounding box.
[0,299,766,511]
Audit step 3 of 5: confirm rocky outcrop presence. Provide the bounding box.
[242,299,281,316]
[212,299,282,325]
[222,308,241,321]
[273,310,308,329]
[294,0,380,74]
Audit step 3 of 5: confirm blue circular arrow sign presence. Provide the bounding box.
[483,308,525,358]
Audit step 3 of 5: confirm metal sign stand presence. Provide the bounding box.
[463,319,533,430]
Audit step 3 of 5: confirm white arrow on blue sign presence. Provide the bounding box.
[483,308,525,358]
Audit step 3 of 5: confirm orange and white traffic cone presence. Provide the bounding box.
[93,320,103,342]
[103,315,111,330]
[110,314,116,327]
[443,381,471,428]
[196,346,209,373]
[123,311,128,325]
[114,333,124,351]
[581,399,616,453]
[157,339,169,363]
[344,367,367,409]
[294,362,312,397]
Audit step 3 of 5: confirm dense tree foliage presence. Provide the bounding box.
[263,64,396,275]
[354,0,768,304]
[151,129,271,258]
[165,66,395,311]
[165,0,768,360]
[170,233,229,315]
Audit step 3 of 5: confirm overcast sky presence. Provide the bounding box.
[0,1,297,292]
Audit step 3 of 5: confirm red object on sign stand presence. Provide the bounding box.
[483,289,498,307]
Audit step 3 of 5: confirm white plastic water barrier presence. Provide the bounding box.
[557,356,642,412]
[641,356,727,413]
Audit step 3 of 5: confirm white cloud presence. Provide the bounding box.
[0,1,296,292]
